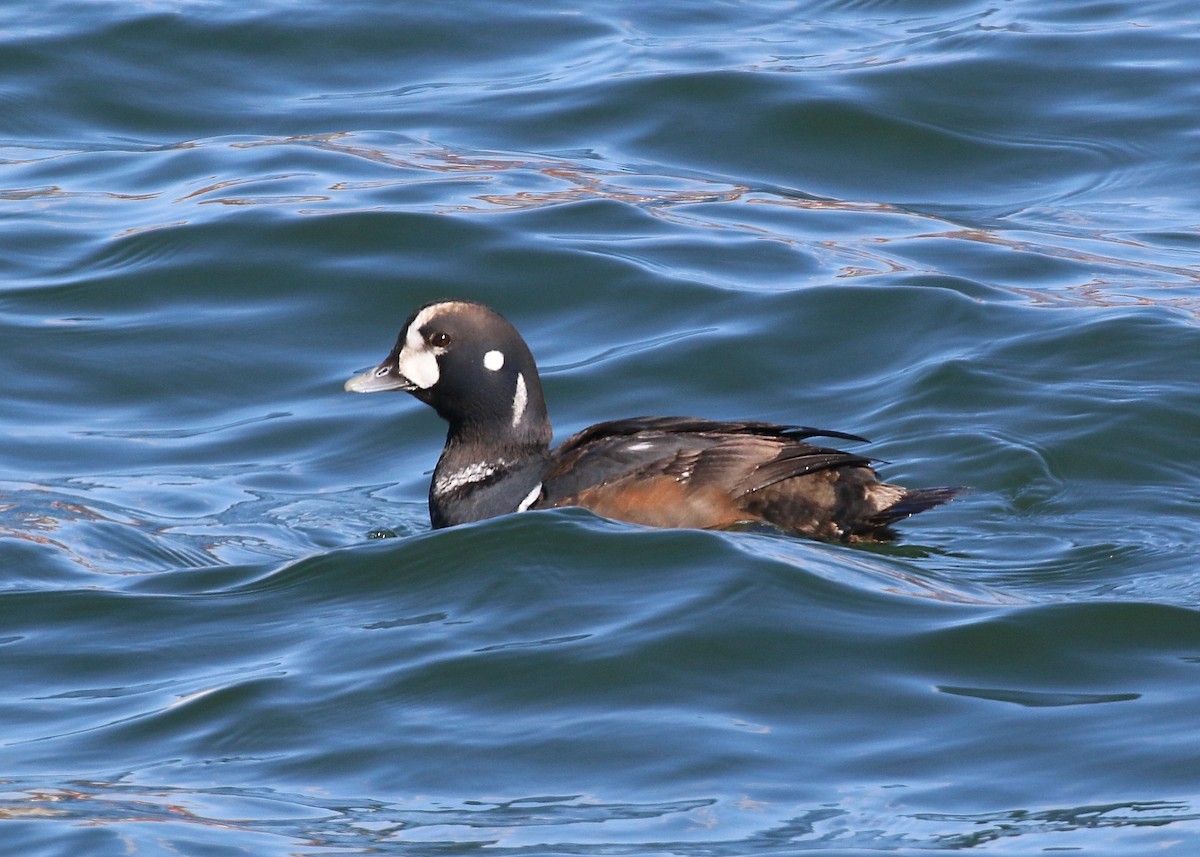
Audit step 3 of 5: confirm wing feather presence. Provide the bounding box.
[543,416,873,505]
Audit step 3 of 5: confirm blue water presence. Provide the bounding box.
[2,1,1200,854]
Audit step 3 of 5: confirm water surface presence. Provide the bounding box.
[2,1,1199,853]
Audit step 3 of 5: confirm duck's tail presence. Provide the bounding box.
[876,486,961,526]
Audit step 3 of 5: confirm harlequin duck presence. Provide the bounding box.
[345,300,957,541]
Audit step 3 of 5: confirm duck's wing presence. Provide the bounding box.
[555,415,868,446]
[542,416,870,498]
[535,416,879,532]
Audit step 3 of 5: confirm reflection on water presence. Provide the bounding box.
[0,477,390,574]
[1,780,1192,854]
[8,131,1195,317]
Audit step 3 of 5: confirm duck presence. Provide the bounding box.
[345,300,957,541]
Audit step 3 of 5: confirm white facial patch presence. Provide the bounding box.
[396,303,455,390]
[483,350,504,371]
[397,344,439,389]
[511,372,528,427]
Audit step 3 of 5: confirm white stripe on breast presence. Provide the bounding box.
[434,462,498,496]
[517,482,542,512]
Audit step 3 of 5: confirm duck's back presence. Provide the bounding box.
[537,416,955,541]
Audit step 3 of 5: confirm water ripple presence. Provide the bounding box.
[0,780,1194,855]
[4,1,1200,854]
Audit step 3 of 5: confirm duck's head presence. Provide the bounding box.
[345,300,551,447]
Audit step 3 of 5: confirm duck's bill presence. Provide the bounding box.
[344,361,416,393]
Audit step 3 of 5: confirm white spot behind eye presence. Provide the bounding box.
[484,350,505,371]
[512,372,528,427]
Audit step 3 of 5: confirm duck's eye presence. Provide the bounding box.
[429,331,451,348]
